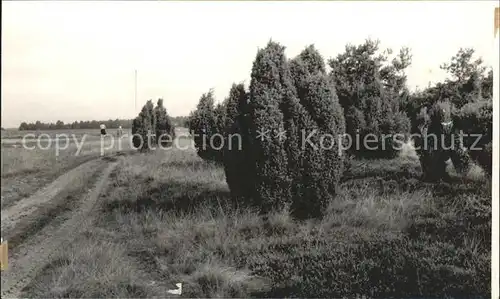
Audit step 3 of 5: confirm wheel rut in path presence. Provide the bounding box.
[1,158,103,234]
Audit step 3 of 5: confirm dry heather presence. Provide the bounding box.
[22,145,491,298]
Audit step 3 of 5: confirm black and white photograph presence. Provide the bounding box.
[1,1,498,298]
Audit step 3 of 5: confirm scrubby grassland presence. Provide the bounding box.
[1,128,130,177]
[22,141,490,298]
[1,145,97,209]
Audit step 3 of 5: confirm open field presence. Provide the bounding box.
[1,133,130,209]
[1,128,190,207]
[1,135,489,298]
[1,129,130,149]
[1,128,117,140]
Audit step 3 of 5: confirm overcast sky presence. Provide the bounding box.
[1,1,498,128]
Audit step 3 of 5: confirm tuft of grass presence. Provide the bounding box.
[23,234,148,298]
[182,261,270,298]
[465,163,486,181]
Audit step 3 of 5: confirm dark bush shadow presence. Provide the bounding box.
[340,160,429,195]
[341,158,489,197]
[101,156,118,162]
[103,180,233,215]
[342,160,421,182]
[161,159,214,170]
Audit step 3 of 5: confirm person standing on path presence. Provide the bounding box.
[100,124,106,136]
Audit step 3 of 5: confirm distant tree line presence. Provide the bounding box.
[18,115,189,131]
[18,119,133,131]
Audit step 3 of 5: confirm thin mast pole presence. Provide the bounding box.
[134,69,137,113]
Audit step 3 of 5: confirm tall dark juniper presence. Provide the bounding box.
[154,98,176,147]
[222,41,346,219]
[132,99,176,151]
[188,90,220,162]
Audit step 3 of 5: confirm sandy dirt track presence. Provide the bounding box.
[1,159,119,298]
[1,159,103,234]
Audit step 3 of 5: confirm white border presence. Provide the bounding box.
[492,8,499,299]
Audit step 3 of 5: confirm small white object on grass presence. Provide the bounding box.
[166,283,182,295]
